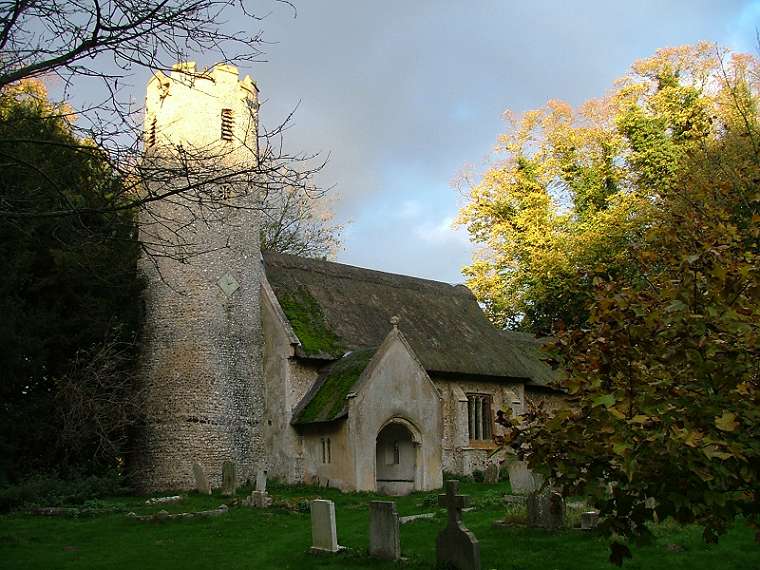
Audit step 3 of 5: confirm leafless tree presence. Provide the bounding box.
[260,169,343,258]
[54,333,143,464]
[0,1,338,473]
[0,0,331,260]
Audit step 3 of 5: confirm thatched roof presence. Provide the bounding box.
[291,348,376,425]
[262,251,553,384]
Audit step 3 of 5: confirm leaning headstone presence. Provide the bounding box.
[507,461,544,495]
[581,510,600,530]
[222,461,237,496]
[436,480,481,570]
[527,490,564,530]
[484,463,500,484]
[310,499,341,554]
[369,501,400,561]
[192,462,211,495]
[255,469,267,493]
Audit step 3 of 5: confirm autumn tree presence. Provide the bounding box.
[458,43,726,335]
[483,45,759,563]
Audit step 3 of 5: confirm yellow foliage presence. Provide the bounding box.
[457,43,759,333]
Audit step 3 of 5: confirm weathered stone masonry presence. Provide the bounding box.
[130,64,562,494]
[133,63,265,492]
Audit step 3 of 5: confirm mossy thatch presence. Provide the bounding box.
[277,287,345,358]
[264,251,556,385]
[292,348,376,424]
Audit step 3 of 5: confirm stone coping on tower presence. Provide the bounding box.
[146,61,258,96]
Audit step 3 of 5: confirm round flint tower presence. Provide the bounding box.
[134,62,264,492]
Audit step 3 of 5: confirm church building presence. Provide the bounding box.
[262,251,556,494]
[132,63,557,494]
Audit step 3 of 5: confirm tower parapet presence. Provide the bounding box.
[144,62,258,158]
[134,62,264,492]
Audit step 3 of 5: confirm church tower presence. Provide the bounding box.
[134,62,264,491]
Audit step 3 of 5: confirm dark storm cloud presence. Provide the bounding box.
[62,1,757,283]
[238,1,755,282]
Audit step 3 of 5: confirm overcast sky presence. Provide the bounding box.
[114,1,760,283]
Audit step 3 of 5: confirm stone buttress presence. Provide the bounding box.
[133,63,264,492]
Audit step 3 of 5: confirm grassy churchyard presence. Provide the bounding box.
[1,480,759,569]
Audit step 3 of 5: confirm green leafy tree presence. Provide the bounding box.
[493,47,759,564]
[458,43,722,335]
[0,81,143,482]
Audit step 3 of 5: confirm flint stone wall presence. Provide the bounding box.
[433,379,524,475]
[132,64,265,492]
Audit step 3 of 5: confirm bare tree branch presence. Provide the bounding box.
[0,1,337,263]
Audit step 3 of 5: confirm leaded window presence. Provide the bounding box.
[467,393,493,441]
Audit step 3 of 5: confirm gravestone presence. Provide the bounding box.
[254,491,272,508]
[436,480,481,570]
[192,462,211,495]
[484,463,500,484]
[222,461,237,496]
[527,491,564,530]
[369,501,400,561]
[310,499,341,554]
[507,461,544,494]
[242,470,271,508]
[241,490,272,508]
[581,510,600,530]
[240,468,271,508]
[255,469,267,493]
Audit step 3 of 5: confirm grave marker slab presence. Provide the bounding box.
[507,460,544,495]
[527,491,564,530]
[310,499,340,554]
[255,469,267,493]
[241,490,272,508]
[484,463,500,484]
[436,480,481,570]
[369,501,400,561]
[222,461,237,496]
[192,462,211,495]
[581,511,600,530]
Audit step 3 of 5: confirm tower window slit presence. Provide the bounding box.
[221,108,235,141]
[147,116,157,147]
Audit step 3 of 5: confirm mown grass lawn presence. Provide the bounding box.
[1,480,758,569]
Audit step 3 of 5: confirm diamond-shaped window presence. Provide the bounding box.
[217,272,240,298]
